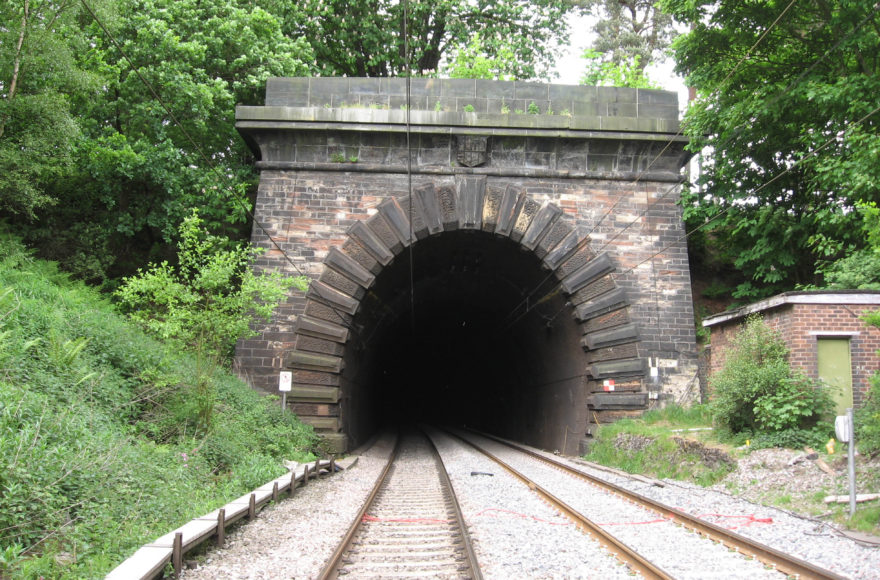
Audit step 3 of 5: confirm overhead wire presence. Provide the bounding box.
[403,0,416,336]
[503,0,874,328]
[77,0,361,335]
[502,1,803,327]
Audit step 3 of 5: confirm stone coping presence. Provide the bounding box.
[236,107,683,137]
[237,77,683,135]
[265,77,679,115]
[703,290,880,327]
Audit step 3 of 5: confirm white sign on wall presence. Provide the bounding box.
[279,371,292,392]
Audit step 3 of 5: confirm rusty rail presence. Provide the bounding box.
[467,429,847,580]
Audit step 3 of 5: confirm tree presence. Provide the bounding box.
[817,203,880,290]
[574,0,676,86]
[10,0,314,283]
[663,0,880,300]
[443,34,517,80]
[0,0,100,217]
[287,0,571,79]
[580,49,659,88]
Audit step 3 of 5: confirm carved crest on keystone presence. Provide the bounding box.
[456,135,489,167]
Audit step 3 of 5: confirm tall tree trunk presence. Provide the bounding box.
[1,0,30,139]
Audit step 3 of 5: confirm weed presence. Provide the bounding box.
[434,100,442,112]
[0,228,318,578]
[527,101,540,114]
[330,152,346,163]
[463,104,475,113]
[848,505,880,533]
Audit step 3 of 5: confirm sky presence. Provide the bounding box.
[554,12,689,112]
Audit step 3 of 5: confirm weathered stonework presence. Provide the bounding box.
[235,78,697,453]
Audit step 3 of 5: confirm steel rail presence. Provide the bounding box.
[317,433,400,580]
[423,426,484,580]
[318,429,481,580]
[442,428,672,579]
[468,429,847,580]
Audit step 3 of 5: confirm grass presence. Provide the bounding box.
[583,402,880,537]
[0,229,319,578]
[584,404,734,486]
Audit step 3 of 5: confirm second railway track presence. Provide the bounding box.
[444,427,846,580]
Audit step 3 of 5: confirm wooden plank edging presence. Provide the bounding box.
[106,459,344,579]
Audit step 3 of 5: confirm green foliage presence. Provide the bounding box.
[527,101,540,115]
[0,0,99,217]
[4,0,314,284]
[664,0,880,301]
[115,211,304,364]
[583,406,733,486]
[444,34,517,80]
[580,49,660,88]
[463,104,476,113]
[574,0,675,87]
[292,0,570,79]
[709,316,834,434]
[115,212,304,431]
[815,203,880,290]
[855,344,880,455]
[748,427,833,451]
[0,229,317,577]
[640,403,712,427]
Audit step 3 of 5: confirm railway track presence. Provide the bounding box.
[443,427,846,580]
[319,428,481,579]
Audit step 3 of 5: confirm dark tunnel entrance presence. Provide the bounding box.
[340,230,591,454]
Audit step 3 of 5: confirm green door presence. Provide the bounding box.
[817,338,853,415]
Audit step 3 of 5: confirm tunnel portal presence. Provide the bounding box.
[235,77,698,454]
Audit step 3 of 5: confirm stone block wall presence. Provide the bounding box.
[235,78,699,449]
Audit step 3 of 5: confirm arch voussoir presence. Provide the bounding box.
[285,182,651,451]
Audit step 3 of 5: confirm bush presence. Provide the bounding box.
[856,370,880,455]
[709,315,834,435]
[749,426,833,450]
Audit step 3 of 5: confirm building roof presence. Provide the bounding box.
[702,290,880,328]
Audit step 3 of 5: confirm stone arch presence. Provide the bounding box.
[285,176,645,451]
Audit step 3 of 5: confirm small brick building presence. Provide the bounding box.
[702,291,880,412]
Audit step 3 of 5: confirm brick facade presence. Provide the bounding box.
[704,292,880,408]
[234,78,698,452]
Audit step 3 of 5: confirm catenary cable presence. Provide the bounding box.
[404,0,416,336]
[504,0,876,327]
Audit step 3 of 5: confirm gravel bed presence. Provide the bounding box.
[425,427,633,579]
[506,437,880,580]
[457,430,784,579]
[180,434,395,580]
[177,429,879,579]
